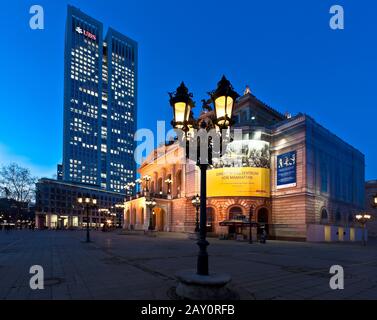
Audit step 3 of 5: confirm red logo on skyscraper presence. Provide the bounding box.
[75,26,96,41]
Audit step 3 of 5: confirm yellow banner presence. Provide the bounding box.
[207,167,270,197]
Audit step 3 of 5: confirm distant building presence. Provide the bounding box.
[0,198,35,228]
[122,86,366,242]
[62,5,137,195]
[35,179,124,229]
[57,164,63,181]
[365,180,377,237]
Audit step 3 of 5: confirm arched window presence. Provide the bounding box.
[157,178,163,194]
[257,208,269,224]
[126,210,130,224]
[207,207,215,232]
[132,209,136,228]
[229,206,244,220]
[166,174,172,194]
[320,208,328,224]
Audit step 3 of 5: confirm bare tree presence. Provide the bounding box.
[0,163,38,203]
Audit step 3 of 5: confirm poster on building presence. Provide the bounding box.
[276,151,297,189]
[207,167,271,197]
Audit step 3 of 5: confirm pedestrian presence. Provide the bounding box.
[260,227,267,244]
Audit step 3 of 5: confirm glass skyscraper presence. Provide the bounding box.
[62,5,137,195]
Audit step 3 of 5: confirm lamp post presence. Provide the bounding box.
[146,197,157,231]
[115,203,126,228]
[78,196,97,243]
[170,76,239,277]
[249,205,255,244]
[135,178,142,194]
[129,182,136,194]
[143,175,151,194]
[355,213,372,246]
[98,208,109,229]
[191,194,200,233]
[165,178,172,195]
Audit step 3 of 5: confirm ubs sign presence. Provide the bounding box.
[75,26,96,41]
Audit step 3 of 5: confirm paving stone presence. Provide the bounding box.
[1,230,377,299]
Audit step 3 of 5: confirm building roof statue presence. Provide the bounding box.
[244,85,252,96]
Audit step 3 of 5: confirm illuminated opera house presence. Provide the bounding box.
[123,86,366,242]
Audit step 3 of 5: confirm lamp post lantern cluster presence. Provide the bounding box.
[249,205,255,244]
[143,175,151,193]
[165,178,172,195]
[125,176,152,196]
[355,213,372,246]
[169,75,239,277]
[77,196,97,243]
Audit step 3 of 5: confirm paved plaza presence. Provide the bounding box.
[0,230,376,300]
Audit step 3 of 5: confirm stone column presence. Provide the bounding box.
[162,168,167,194]
[171,165,177,198]
[153,171,158,194]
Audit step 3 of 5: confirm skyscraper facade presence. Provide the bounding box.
[62,5,137,195]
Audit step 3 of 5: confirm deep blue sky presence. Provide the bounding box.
[0,0,376,180]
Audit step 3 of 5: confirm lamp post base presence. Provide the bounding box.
[175,270,233,300]
[188,232,199,240]
[145,230,157,237]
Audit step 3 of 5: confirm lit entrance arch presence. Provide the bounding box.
[151,207,166,231]
[228,206,244,236]
[125,210,130,228]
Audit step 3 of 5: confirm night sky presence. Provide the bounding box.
[0,0,376,180]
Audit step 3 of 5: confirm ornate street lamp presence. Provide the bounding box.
[143,175,151,194]
[249,205,255,244]
[77,196,97,243]
[145,197,157,231]
[209,75,239,130]
[169,82,194,130]
[355,213,372,246]
[191,194,201,233]
[135,178,142,194]
[165,178,173,195]
[170,75,239,277]
[129,182,136,194]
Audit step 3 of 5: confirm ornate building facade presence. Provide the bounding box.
[123,88,366,241]
[365,180,377,237]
